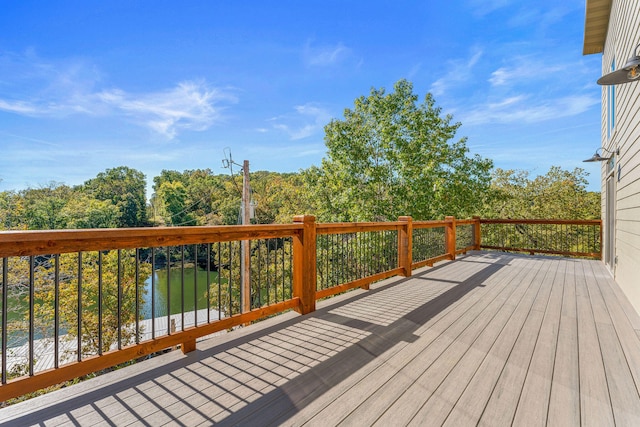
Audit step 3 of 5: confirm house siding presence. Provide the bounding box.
[600,0,640,313]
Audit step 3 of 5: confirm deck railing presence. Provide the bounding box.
[480,219,602,258]
[0,216,600,401]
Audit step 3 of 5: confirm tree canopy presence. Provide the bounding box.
[310,79,493,221]
[483,166,600,220]
[83,166,148,227]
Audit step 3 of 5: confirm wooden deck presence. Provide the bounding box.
[1,251,640,426]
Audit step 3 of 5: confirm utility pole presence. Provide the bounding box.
[241,160,251,314]
[222,149,252,316]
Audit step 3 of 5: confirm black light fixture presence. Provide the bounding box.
[583,147,619,162]
[597,43,640,85]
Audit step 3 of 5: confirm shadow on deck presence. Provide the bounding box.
[1,251,640,426]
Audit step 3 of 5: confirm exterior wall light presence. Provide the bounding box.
[597,43,640,85]
[583,147,619,162]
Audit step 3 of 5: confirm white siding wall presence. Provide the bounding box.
[602,0,640,313]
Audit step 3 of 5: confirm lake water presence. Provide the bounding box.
[140,266,223,319]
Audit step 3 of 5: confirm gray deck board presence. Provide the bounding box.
[1,252,640,427]
[546,260,580,426]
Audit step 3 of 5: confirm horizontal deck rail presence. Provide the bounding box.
[0,216,601,401]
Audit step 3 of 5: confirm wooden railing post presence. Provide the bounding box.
[445,216,457,260]
[473,216,481,250]
[398,216,413,277]
[293,215,317,315]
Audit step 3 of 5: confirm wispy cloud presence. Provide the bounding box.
[489,57,565,87]
[303,41,351,67]
[0,51,236,138]
[466,0,514,17]
[430,47,483,96]
[0,99,39,114]
[270,103,332,140]
[507,5,573,29]
[97,81,236,138]
[461,94,599,125]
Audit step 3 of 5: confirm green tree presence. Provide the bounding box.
[59,194,121,229]
[314,79,493,221]
[484,166,601,219]
[0,190,25,230]
[83,166,148,227]
[20,183,74,230]
[158,181,196,226]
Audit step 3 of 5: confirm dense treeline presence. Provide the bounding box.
[0,79,600,231]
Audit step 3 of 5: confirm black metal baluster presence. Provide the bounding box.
[266,240,271,305]
[257,240,263,307]
[135,248,140,344]
[194,245,198,327]
[207,244,211,324]
[77,253,82,362]
[117,250,122,350]
[2,258,7,384]
[324,235,329,290]
[54,255,59,369]
[98,252,103,355]
[166,247,171,334]
[181,246,185,331]
[29,256,35,375]
[228,242,233,316]
[288,238,293,296]
[217,242,222,320]
[151,247,156,339]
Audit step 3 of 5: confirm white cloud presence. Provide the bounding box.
[430,48,483,96]
[0,51,235,139]
[462,94,599,125]
[97,81,236,138]
[467,0,513,16]
[303,41,351,67]
[489,57,565,87]
[270,103,332,140]
[0,99,39,114]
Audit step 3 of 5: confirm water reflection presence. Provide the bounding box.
[141,266,221,319]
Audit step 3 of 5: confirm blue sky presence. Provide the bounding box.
[0,0,604,197]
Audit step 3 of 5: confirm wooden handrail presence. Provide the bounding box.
[0,224,303,258]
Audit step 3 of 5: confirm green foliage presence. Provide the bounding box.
[83,166,148,227]
[0,179,126,230]
[483,166,601,219]
[20,183,73,230]
[312,79,493,221]
[157,181,196,226]
[60,195,121,229]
